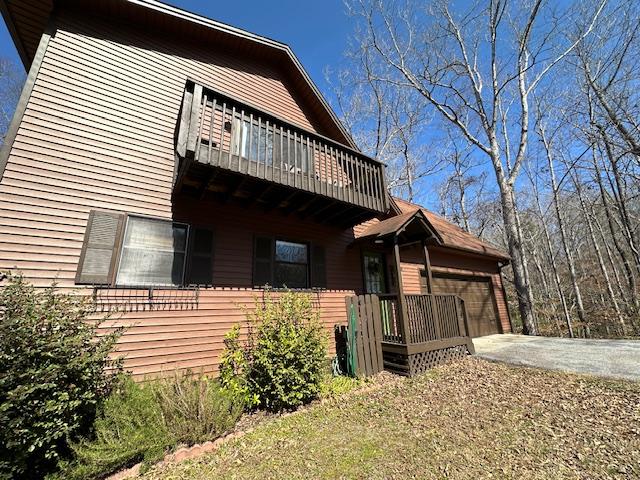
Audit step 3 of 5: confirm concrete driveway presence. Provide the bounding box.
[473,334,640,382]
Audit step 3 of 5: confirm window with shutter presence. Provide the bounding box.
[187,228,214,285]
[253,236,274,287]
[75,210,125,285]
[116,216,188,286]
[311,245,327,288]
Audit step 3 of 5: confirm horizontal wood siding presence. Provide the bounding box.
[0,10,361,377]
[397,245,511,333]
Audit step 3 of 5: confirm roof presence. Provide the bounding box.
[391,197,510,261]
[0,0,357,148]
[356,209,444,245]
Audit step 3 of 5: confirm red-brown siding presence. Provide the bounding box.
[0,6,510,378]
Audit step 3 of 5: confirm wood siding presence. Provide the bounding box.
[0,7,509,378]
[397,245,511,334]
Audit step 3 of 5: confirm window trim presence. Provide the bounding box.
[114,214,191,288]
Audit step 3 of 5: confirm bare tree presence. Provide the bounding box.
[344,0,606,334]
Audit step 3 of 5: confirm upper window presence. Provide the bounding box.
[116,216,188,286]
[232,119,310,173]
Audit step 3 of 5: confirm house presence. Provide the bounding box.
[0,0,511,378]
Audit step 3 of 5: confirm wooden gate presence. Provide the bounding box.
[345,294,384,377]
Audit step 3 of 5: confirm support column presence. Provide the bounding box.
[421,239,433,294]
[393,236,411,344]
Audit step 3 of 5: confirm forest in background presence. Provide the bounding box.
[333,0,639,338]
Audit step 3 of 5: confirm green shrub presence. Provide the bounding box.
[54,376,171,480]
[219,325,257,408]
[220,291,327,412]
[153,370,244,446]
[55,371,243,479]
[0,273,121,479]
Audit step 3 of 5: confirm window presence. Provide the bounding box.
[253,236,326,289]
[232,119,274,165]
[76,212,215,287]
[232,118,311,173]
[363,252,387,293]
[116,216,188,286]
[274,240,308,289]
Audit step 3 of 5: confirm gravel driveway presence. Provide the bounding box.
[473,334,640,382]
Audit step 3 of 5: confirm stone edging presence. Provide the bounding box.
[105,429,254,480]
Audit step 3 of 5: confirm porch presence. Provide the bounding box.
[345,208,475,377]
[346,293,474,377]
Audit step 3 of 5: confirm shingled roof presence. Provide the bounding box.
[391,197,510,261]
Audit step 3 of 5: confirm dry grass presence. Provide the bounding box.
[143,358,640,479]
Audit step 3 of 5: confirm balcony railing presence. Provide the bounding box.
[176,81,388,213]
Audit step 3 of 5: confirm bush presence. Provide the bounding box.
[153,370,244,446]
[55,372,243,479]
[219,325,257,408]
[0,273,121,479]
[54,377,171,480]
[220,291,327,412]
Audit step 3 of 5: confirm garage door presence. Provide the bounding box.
[421,272,500,337]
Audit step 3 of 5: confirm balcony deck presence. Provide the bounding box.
[174,81,388,227]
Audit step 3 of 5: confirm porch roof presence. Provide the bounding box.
[354,209,443,246]
[392,197,511,261]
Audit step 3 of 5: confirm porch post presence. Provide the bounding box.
[421,239,433,294]
[393,235,411,344]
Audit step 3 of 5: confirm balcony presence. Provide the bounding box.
[173,81,388,227]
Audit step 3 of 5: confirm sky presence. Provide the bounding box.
[0,0,353,101]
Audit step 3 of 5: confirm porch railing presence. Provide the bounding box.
[176,81,388,213]
[380,293,470,345]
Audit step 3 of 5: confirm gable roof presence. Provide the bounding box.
[391,197,510,261]
[356,209,444,245]
[1,0,357,148]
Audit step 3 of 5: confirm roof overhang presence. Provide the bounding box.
[1,0,357,148]
[354,209,444,247]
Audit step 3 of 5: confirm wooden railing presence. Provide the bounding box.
[380,294,470,345]
[379,294,402,342]
[176,81,388,213]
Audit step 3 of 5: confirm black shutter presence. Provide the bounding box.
[311,244,327,288]
[75,210,125,285]
[253,236,274,287]
[187,228,214,286]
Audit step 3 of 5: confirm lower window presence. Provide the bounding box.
[274,240,309,288]
[116,216,188,286]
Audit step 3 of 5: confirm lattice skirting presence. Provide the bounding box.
[383,344,471,377]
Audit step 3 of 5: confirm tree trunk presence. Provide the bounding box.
[544,138,585,334]
[499,181,537,335]
[572,171,627,335]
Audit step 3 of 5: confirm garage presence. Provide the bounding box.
[421,272,501,337]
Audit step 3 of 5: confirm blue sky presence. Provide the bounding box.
[0,0,353,99]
